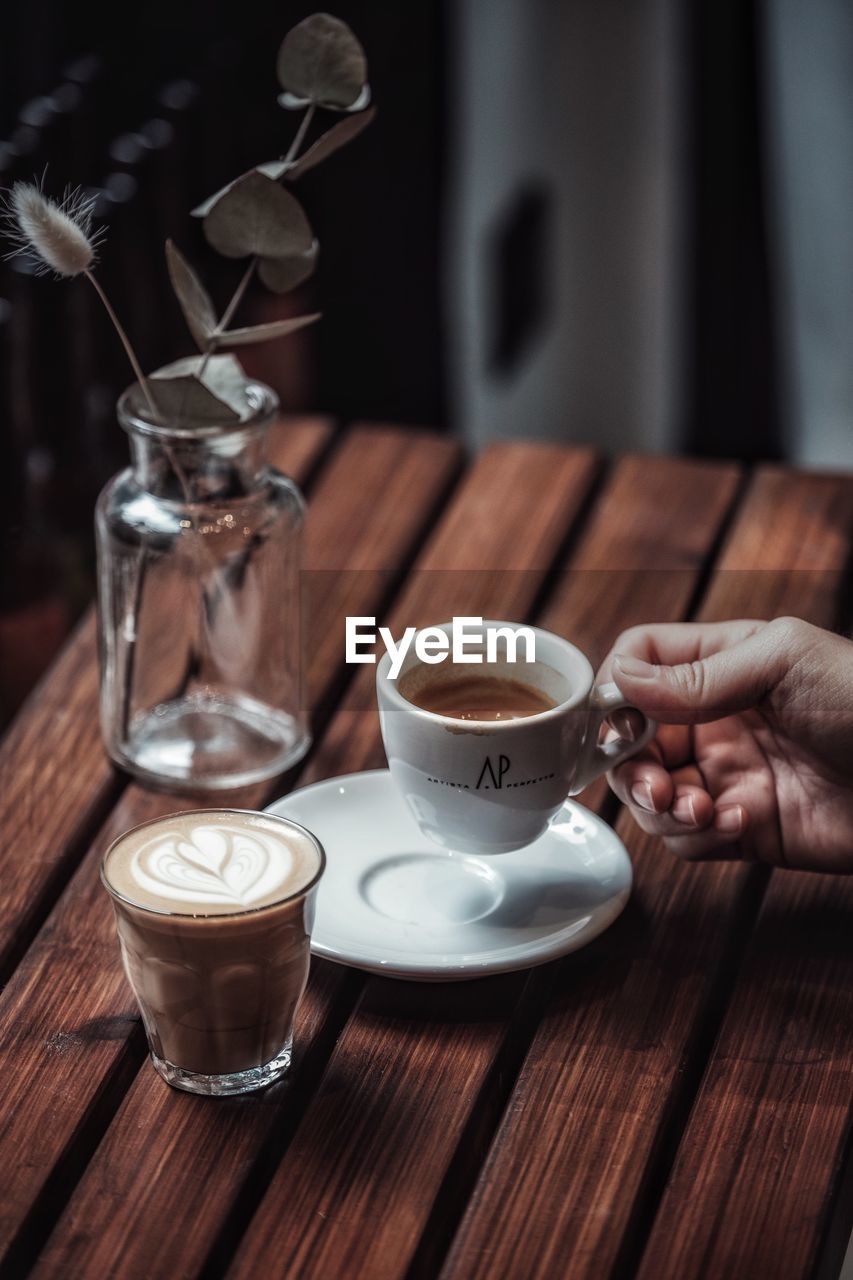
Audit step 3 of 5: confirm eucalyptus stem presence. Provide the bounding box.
[84,270,159,421]
[198,101,316,377]
[284,101,316,164]
[197,258,256,379]
[218,259,256,332]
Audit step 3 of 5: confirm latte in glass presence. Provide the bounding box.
[102,809,324,1095]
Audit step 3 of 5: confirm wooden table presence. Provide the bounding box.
[1,422,852,1280]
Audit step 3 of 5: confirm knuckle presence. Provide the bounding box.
[672,659,706,701]
[769,616,811,651]
[613,624,646,654]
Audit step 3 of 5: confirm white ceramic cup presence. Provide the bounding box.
[376,619,656,855]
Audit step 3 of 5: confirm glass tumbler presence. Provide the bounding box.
[101,808,325,1096]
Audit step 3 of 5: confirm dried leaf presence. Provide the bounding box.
[345,85,372,113]
[191,159,297,219]
[285,107,376,180]
[276,14,367,109]
[151,354,248,425]
[147,376,240,427]
[257,241,319,293]
[218,312,321,348]
[165,239,217,351]
[278,84,371,114]
[203,171,313,260]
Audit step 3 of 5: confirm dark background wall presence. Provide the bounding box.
[1,0,848,718]
[685,0,780,461]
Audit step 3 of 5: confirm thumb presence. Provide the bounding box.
[612,628,787,724]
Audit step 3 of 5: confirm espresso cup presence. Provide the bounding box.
[376,620,655,855]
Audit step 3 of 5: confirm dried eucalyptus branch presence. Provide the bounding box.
[1,14,375,433]
[172,12,375,382]
[285,102,317,165]
[194,97,316,377]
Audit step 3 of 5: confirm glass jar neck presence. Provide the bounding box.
[128,426,269,502]
[117,376,279,503]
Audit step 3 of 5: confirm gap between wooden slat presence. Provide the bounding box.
[521,460,610,626]
[679,466,754,623]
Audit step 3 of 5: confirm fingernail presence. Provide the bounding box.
[715,805,743,835]
[614,654,658,680]
[631,781,656,813]
[672,794,697,825]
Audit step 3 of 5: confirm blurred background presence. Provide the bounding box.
[1,0,852,721]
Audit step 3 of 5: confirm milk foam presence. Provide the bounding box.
[105,813,320,913]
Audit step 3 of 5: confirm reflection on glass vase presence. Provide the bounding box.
[96,378,310,791]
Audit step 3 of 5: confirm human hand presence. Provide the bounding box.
[599,617,853,871]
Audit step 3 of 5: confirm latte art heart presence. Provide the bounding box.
[133,823,296,907]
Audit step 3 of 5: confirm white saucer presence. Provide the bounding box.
[266,770,632,982]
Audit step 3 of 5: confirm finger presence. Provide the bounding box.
[663,803,750,861]
[668,762,708,791]
[607,707,646,743]
[606,725,701,812]
[608,754,674,815]
[597,620,768,683]
[621,783,715,837]
[610,626,790,724]
[652,723,694,770]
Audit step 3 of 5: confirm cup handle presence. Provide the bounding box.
[569,681,657,794]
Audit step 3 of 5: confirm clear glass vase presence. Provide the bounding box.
[96,378,310,791]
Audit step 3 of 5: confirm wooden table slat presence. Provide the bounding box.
[0,425,461,1271]
[0,417,333,986]
[441,465,853,1280]
[636,868,853,1280]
